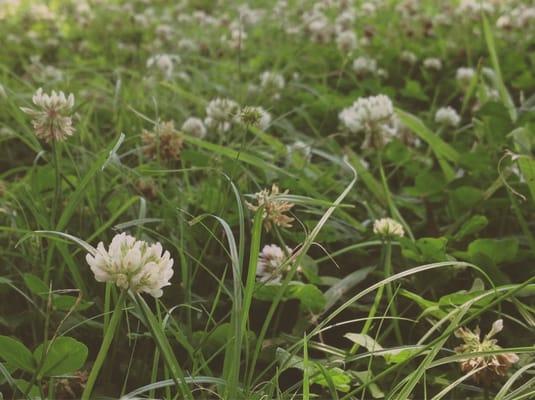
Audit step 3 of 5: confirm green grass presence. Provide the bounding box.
[0,0,534,399]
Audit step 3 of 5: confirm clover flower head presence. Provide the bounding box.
[286,140,312,163]
[246,184,295,232]
[146,54,179,79]
[423,57,442,71]
[352,56,378,75]
[435,106,461,127]
[260,71,285,100]
[142,120,184,161]
[455,319,519,385]
[181,117,207,138]
[21,88,75,142]
[257,244,298,284]
[373,218,405,238]
[238,106,271,130]
[336,30,357,53]
[457,0,495,18]
[86,233,174,298]
[335,10,356,32]
[400,50,417,65]
[204,98,240,133]
[456,67,475,87]
[338,94,396,149]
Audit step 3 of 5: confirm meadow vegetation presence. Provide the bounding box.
[0,0,534,399]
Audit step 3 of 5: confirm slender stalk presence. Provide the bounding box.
[51,141,62,227]
[351,241,388,354]
[383,241,403,344]
[82,290,127,400]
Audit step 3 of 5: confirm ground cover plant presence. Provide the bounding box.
[0,0,534,399]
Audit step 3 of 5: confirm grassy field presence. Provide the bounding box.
[1,0,535,399]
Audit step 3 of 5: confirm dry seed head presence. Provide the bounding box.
[142,120,184,161]
[246,184,295,232]
[454,319,519,386]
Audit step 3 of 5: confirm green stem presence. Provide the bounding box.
[383,241,403,344]
[51,141,62,227]
[351,241,388,354]
[82,290,126,400]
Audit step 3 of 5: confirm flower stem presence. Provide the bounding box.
[51,141,62,227]
[350,241,388,354]
[383,240,403,344]
[82,290,126,400]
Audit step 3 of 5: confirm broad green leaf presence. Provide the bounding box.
[14,379,41,398]
[454,215,488,240]
[468,238,519,265]
[33,337,88,377]
[0,336,35,372]
[23,273,49,297]
[255,282,326,314]
[401,237,449,263]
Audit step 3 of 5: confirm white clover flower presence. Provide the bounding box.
[338,94,396,149]
[435,106,461,127]
[286,140,312,162]
[181,117,207,138]
[146,54,180,79]
[238,4,265,26]
[86,233,174,298]
[20,88,75,142]
[352,56,378,75]
[307,14,333,43]
[510,6,535,29]
[155,24,174,41]
[204,98,240,133]
[456,67,475,87]
[423,57,442,71]
[178,38,199,52]
[238,106,272,130]
[336,30,357,53]
[457,0,495,18]
[257,244,300,284]
[400,50,417,65]
[260,71,285,99]
[335,10,356,32]
[496,15,512,30]
[223,26,247,50]
[360,2,377,16]
[373,218,404,238]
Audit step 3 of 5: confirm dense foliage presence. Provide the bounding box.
[0,0,534,399]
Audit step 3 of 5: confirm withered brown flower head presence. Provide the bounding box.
[135,178,158,200]
[246,184,295,232]
[454,319,519,386]
[142,120,184,161]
